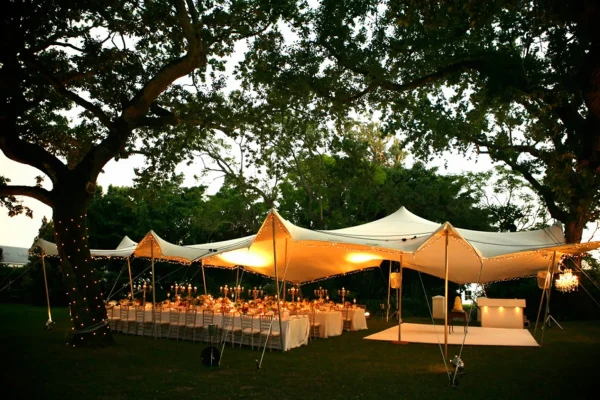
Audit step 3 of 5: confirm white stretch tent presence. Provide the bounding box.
[203,207,600,284]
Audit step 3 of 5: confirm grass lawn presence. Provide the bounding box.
[1,304,599,400]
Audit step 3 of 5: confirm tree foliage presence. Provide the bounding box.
[243,0,600,243]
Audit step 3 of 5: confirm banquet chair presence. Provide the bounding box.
[168,309,185,340]
[343,307,353,331]
[135,307,145,336]
[143,309,160,337]
[308,309,321,340]
[159,308,171,338]
[240,315,258,349]
[107,306,120,332]
[119,306,130,334]
[199,310,215,343]
[220,312,242,347]
[258,315,281,351]
[127,307,139,335]
[183,308,197,341]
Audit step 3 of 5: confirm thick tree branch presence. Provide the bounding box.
[0,134,67,185]
[175,0,199,50]
[21,53,114,127]
[0,185,55,208]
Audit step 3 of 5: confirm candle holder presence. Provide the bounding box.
[220,285,230,298]
[137,282,152,306]
[233,285,243,300]
[248,286,264,300]
[288,286,299,302]
[338,287,350,304]
[314,286,328,300]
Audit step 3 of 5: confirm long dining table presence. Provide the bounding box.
[109,306,310,351]
[299,307,368,338]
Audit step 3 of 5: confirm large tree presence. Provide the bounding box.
[0,0,299,345]
[246,0,600,243]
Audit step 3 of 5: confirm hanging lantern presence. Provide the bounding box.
[555,269,579,293]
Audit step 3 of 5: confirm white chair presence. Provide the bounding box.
[168,309,185,340]
[308,309,321,340]
[259,315,281,351]
[240,315,258,349]
[221,312,242,347]
[183,309,197,341]
[135,307,145,336]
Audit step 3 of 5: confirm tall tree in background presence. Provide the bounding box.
[0,0,301,345]
[247,0,600,243]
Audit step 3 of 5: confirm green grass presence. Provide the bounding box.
[2,304,599,400]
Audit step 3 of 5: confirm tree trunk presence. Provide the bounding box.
[53,185,113,347]
[563,217,586,244]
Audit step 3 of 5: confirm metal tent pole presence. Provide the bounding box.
[41,254,53,325]
[444,228,449,360]
[201,259,207,295]
[272,211,284,350]
[127,257,134,302]
[151,239,157,339]
[386,261,392,321]
[534,256,554,334]
[397,255,404,343]
[540,251,558,346]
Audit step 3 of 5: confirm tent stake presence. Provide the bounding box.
[444,228,449,360]
[41,254,53,326]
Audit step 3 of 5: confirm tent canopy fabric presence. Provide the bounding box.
[28,206,600,285]
[205,207,600,285]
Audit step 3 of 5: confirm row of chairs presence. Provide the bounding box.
[106,306,282,350]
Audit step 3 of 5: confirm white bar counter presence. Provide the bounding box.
[477,298,526,329]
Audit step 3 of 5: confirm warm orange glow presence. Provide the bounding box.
[483,306,488,312]
[218,248,269,267]
[499,306,504,312]
[346,253,382,263]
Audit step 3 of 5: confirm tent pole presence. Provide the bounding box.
[235,265,240,301]
[540,251,558,346]
[534,256,554,334]
[201,259,207,296]
[397,255,404,342]
[444,228,449,360]
[386,261,392,322]
[127,257,134,302]
[41,254,53,324]
[272,212,284,350]
[151,239,157,339]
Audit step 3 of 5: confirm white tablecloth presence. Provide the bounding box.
[348,309,368,331]
[109,307,309,351]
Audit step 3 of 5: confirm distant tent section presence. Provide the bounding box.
[0,245,30,266]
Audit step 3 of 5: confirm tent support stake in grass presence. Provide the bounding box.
[41,254,53,327]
